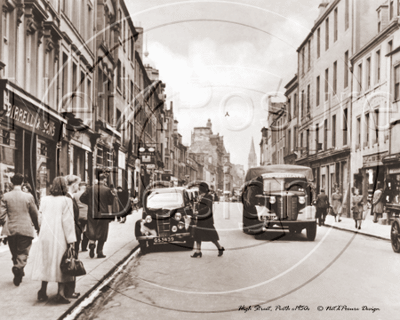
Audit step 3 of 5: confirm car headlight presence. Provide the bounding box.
[299,196,305,204]
[269,196,276,204]
[178,222,185,229]
[174,212,182,221]
[145,215,152,224]
[171,225,178,232]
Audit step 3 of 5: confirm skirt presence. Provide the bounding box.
[352,211,363,220]
[193,220,219,242]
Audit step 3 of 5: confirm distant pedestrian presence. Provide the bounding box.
[315,189,330,226]
[22,182,39,208]
[117,186,131,223]
[372,182,385,223]
[110,184,120,222]
[191,182,224,258]
[64,175,81,300]
[79,174,115,259]
[0,173,39,286]
[74,182,89,251]
[31,176,76,304]
[331,188,343,222]
[351,187,363,230]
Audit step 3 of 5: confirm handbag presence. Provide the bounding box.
[60,246,86,277]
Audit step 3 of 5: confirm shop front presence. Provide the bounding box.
[361,152,388,203]
[0,80,64,197]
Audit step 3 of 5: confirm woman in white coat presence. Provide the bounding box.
[31,177,76,304]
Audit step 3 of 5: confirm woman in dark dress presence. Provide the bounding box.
[191,182,224,258]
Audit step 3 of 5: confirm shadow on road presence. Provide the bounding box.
[146,243,194,253]
[254,230,309,242]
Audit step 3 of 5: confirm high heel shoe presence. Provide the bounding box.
[190,252,202,258]
[54,294,70,304]
[218,247,225,257]
[37,289,48,302]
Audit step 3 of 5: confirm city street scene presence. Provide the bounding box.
[1,0,400,319]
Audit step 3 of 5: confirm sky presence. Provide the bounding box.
[125,0,322,169]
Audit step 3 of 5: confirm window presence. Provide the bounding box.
[356,117,361,149]
[301,90,305,118]
[324,119,328,150]
[325,68,329,101]
[325,18,329,50]
[365,113,370,146]
[333,61,337,94]
[358,63,363,92]
[130,80,134,104]
[332,115,336,148]
[308,40,311,69]
[302,48,305,75]
[344,51,349,88]
[374,109,379,144]
[334,8,338,42]
[306,129,310,153]
[390,1,394,20]
[122,65,126,98]
[395,65,400,100]
[294,126,297,148]
[316,123,319,152]
[294,93,297,118]
[117,60,121,90]
[389,40,393,53]
[376,50,381,84]
[288,129,291,152]
[307,84,310,113]
[345,0,349,30]
[72,62,77,111]
[62,53,68,104]
[316,76,320,106]
[300,132,304,150]
[343,108,348,145]
[366,57,371,89]
[86,78,91,122]
[287,98,291,121]
[317,28,321,58]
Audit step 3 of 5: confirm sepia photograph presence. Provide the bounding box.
[0,0,399,319]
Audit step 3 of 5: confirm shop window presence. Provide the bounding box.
[97,147,103,166]
[395,64,400,101]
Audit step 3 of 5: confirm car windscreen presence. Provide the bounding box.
[146,192,184,209]
[264,177,308,193]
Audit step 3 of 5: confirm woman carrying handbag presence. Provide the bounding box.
[30,177,77,304]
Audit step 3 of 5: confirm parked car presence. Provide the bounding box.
[135,187,197,254]
[241,165,317,241]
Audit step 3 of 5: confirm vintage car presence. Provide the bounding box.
[135,187,196,254]
[242,165,317,241]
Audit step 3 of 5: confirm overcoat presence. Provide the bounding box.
[30,196,76,283]
[79,184,114,241]
[193,192,219,242]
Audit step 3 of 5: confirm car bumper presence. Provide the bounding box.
[136,232,192,241]
[262,220,316,230]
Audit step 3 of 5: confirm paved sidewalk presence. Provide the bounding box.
[0,210,142,320]
[324,210,391,241]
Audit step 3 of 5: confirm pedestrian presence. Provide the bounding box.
[110,184,120,222]
[79,173,115,259]
[315,189,330,226]
[31,176,76,304]
[22,182,40,208]
[351,187,364,230]
[74,182,89,251]
[0,173,40,286]
[117,186,131,223]
[64,175,81,300]
[372,181,385,223]
[331,187,343,222]
[191,182,224,258]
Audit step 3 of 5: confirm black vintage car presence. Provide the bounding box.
[135,187,196,254]
[242,165,317,241]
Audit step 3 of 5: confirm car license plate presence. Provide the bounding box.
[154,237,174,243]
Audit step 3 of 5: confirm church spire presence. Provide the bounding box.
[248,137,257,169]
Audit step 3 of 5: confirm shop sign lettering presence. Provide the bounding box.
[3,103,56,137]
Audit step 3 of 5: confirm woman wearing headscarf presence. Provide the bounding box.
[351,187,364,230]
[191,182,224,258]
[31,177,76,304]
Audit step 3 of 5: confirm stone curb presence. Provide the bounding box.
[324,223,390,241]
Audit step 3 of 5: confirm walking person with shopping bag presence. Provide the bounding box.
[79,173,115,259]
[0,173,40,286]
[31,177,77,304]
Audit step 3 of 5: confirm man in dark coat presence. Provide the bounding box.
[0,173,39,286]
[80,174,115,259]
[315,189,330,226]
[117,186,131,223]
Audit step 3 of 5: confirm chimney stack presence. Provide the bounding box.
[318,2,329,17]
[135,27,144,60]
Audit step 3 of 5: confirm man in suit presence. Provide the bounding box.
[80,173,115,259]
[0,173,39,286]
[64,175,81,299]
[117,186,131,223]
[74,182,89,251]
[315,189,330,226]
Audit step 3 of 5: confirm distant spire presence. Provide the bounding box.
[248,137,257,169]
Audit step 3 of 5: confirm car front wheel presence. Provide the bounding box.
[306,223,317,241]
[391,220,400,253]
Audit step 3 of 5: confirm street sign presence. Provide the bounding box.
[146,164,156,169]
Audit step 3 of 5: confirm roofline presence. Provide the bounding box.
[297,0,340,52]
[351,20,400,62]
[284,74,298,90]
